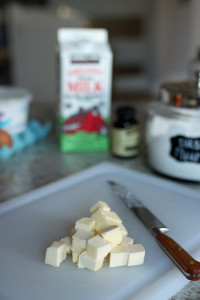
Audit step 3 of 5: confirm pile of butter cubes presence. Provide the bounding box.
[45,201,145,271]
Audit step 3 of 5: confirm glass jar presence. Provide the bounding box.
[110,106,140,158]
[146,102,200,181]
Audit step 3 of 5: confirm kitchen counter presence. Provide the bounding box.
[0,100,200,299]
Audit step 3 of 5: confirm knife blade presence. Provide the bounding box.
[108,180,200,281]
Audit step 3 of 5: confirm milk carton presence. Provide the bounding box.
[57,28,113,152]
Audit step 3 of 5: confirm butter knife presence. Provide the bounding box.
[108,180,200,281]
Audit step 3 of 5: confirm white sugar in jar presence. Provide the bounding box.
[145,102,200,181]
[0,87,32,135]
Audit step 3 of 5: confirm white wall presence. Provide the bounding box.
[49,0,152,96]
[50,0,200,95]
[188,0,200,61]
[8,0,200,100]
[149,0,200,94]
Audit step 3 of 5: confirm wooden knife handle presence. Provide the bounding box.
[156,232,200,281]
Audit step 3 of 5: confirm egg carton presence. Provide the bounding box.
[0,119,51,160]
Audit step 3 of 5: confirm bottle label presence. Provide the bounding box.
[111,126,139,157]
[170,135,200,163]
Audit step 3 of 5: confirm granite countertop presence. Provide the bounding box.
[0,101,200,299]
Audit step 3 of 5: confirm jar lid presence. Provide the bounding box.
[160,80,200,109]
[148,101,200,123]
[116,106,135,119]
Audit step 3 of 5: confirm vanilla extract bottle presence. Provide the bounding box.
[110,106,140,158]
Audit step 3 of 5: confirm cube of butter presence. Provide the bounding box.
[72,230,94,249]
[91,209,122,226]
[72,246,84,263]
[95,219,117,232]
[71,227,76,236]
[45,241,67,267]
[75,217,95,232]
[105,211,122,224]
[78,250,104,271]
[100,225,123,247]
[109,245,128,268]
[127,244,145,266]
[91,208,107,223]
[121,236,134,246]
[61,236,72,254]
[118,223,128,236]
[90,201,111,213]
[87,235,112,261]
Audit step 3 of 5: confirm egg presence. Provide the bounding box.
[0,129,12,148]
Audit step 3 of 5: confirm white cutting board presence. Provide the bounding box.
[0,162,200,300]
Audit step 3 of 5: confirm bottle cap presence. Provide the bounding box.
[116,106,135,119]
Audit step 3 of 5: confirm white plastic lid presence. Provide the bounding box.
[0,87,32,105]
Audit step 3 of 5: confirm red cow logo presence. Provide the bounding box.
[62,107,107,134]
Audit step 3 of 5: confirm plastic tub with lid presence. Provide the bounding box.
[0,87,32,135]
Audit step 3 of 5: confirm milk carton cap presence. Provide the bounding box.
[57,28,108,44]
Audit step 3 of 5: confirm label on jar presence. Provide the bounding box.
[170,135,200,163]
[111,126,139,157]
